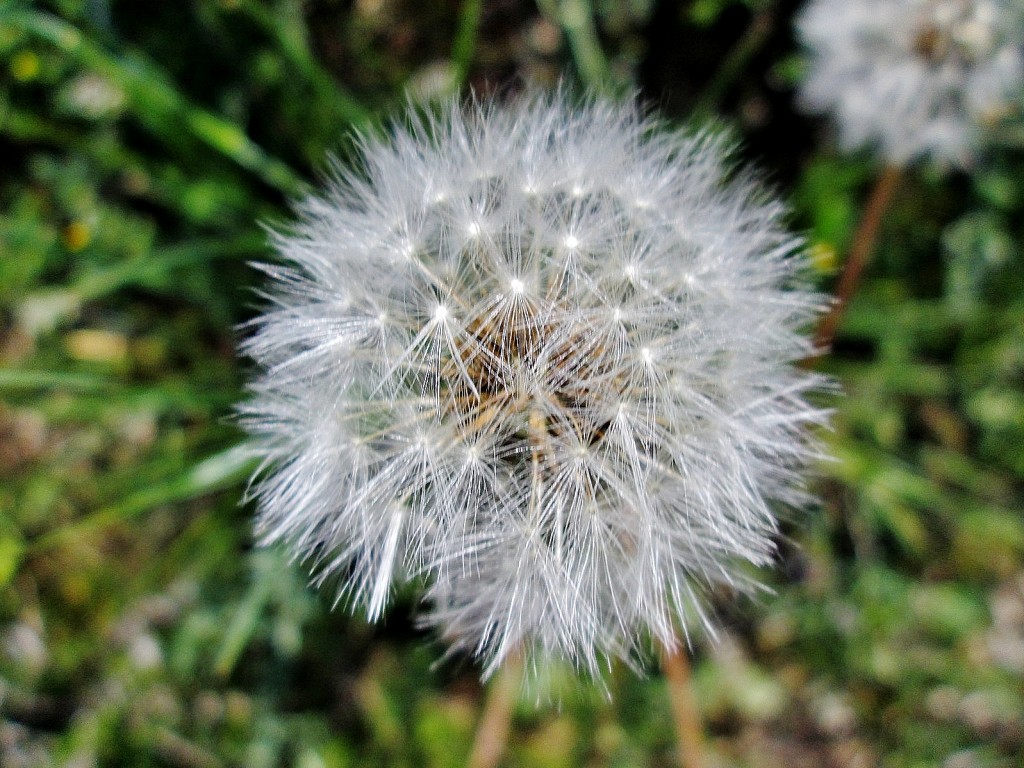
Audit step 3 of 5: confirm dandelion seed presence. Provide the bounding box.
[796,0,1024,167]
[239,91,829,676]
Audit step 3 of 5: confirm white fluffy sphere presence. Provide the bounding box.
[797,0,1024,167]
[240,92,828,674]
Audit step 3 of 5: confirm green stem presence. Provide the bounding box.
[537,0,614,94]
[452,0,484,89]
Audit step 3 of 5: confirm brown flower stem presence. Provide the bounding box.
[813,164,903,354]
[467,653,522,768]
[660,640,705,768]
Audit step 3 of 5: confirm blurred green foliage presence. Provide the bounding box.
[1,1,1023,767]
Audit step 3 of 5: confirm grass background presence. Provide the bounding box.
[2,1,1023,766]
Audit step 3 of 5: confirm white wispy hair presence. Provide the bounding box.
[239,91,829,676]
[796,0,1024,167]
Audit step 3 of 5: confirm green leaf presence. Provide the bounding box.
[214,553,279,678]
[0,532,25,587]
[29,444,255,553]
[5,8,303,194]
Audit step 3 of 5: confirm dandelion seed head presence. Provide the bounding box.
[796,0,1024,167]
[240,91,829,675]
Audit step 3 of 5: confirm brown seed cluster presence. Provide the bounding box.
[441,295,624,464]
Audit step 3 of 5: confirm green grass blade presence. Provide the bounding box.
[72,233,266,301]
[452,0,483,88]
[214,554,279,678]
[0,368,113,391]
[236,0,372,127]
[28,444,256,553]
[5,9,304,194]
[536,0,615,94]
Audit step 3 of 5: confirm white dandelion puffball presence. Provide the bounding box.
[240,92,828,675]
[796,0,1024,167]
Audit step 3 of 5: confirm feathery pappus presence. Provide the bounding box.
[239,91,829,676]
[797,0,1024,167]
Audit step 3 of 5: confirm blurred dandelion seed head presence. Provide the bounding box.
[797,0,1024,167]
[239,92,829,675]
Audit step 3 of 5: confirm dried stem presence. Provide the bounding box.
[467,653,522,768]
[661,640,705,768]
[813,164,903,354]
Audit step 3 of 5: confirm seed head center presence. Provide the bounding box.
[445,300,617,457]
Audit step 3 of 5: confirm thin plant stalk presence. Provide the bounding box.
[661,640,705,768]
[814,165,903,353]
[467,654,522,768]
[536,0,614,93]
[452,0,484,89]
[692,5,775,121]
